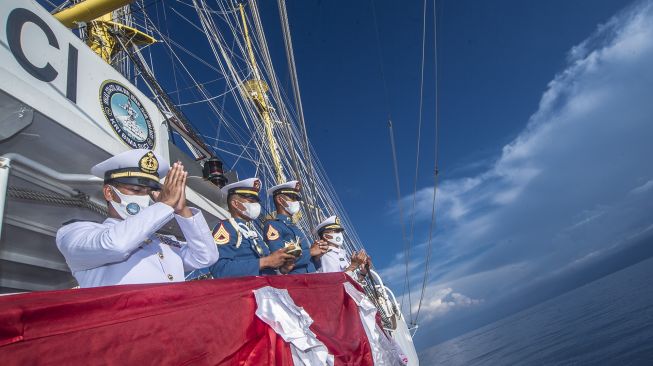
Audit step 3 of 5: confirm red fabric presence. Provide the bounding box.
[0,273,374,366]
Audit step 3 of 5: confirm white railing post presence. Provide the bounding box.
[0,157,11,240]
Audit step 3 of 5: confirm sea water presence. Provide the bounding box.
[421,257,653,365]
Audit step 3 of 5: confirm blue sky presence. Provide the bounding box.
[350,0,652,352]
[266,0,653,352]
[37,0,652,354]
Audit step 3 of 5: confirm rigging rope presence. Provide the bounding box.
[403,0,430,325]
[131,0,369,261]
[144,2,262,167]
[414,0,441,326]
[250,0,303,210]
[8,187,108,217]
[114,33,211,159]
[387,119,412,317]
[276,0,319,228]
[369,0,392,116]
[127,0,395,328]
[370,0,416,321]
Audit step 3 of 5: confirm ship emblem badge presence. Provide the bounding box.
[100,80,155,149]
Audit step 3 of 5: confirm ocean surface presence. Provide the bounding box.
[420,256,653,365]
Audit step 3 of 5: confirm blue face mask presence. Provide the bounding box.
[109,185,153,219]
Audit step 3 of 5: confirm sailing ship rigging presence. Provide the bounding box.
[0,0,443,363]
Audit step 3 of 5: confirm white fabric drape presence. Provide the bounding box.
[254,286,335,365]
[343,282,408,365]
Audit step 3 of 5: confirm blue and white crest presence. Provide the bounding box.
[126,202,141,215]
[100,80,155,149]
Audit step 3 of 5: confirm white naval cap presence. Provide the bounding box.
[91,149,169,190]
[266,180,303,200]
[315,215,344,235]
[220,177,261,200]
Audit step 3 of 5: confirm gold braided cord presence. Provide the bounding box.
[109,171,159,181]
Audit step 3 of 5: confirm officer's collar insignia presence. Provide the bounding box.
[139,151,159,174]
[266,225,280,241]
[213,223,230,245]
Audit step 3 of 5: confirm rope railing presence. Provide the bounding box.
[8,187,108,217]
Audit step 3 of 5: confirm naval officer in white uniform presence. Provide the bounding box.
[315,215,371,279]
[56,149,219,288]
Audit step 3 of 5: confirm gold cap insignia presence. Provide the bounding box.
[139,151,159,174]
[213,223,230,245]
[266,225,280,241]
[253,179,261,192]
[335,216,341,225]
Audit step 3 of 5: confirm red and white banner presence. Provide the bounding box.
[0,273,401,365]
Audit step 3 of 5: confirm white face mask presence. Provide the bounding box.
[109,185,153,219]
[286,200,301,215]
[241,201,261,220]
[325,232,344,246]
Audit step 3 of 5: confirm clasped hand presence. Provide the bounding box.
[310,239,329,257]
[151,162,191,217]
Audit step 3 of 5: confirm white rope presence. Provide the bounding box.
[131,0,371,255]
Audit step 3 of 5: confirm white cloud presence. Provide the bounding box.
[406,287,483,322]
[630,180,653,195]
[382,0,653,325]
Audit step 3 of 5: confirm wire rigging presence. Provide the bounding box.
[277,0,319,228]
[44,0,403,328]
[403,0,430,326]
[370,0,414,321]
[414,0,441,328]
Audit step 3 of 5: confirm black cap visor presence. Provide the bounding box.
[232,192,260,202]
[275,192,303,201]
[319,227,344,237]
[104,168,161,190]
[107,177,161,190]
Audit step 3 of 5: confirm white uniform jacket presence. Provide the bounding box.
[318,246,349,273]
[56,202,219,288]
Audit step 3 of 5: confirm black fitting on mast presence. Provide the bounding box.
[202,157,228,188]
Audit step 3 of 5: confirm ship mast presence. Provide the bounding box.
[53,0,155,64]
[238,3,286,184]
